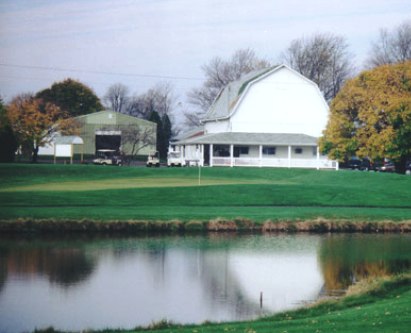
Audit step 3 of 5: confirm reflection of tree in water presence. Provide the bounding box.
[0,241,96,289]
[318,234,411,294]
[44,249,96,286]
[193,249,266,319]
[127,235,265,319]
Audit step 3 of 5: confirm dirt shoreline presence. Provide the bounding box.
[1,218,411,233]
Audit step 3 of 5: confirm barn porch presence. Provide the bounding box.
[172,132,338,170]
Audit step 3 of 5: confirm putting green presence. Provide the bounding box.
[0,177,287,192]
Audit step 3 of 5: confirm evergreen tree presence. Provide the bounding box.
[161,114,172,159]
[148,110,163,158]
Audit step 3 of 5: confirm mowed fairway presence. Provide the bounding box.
[1,177,272,192]
[1,163,411,221]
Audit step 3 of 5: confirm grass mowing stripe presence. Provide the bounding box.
[0,177,288,192]
[1,164,411,222]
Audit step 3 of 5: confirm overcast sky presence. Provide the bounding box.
[1,0,410,118]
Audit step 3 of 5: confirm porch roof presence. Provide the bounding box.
[174,132,318,146]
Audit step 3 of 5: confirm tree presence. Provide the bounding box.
[6,94,78,163]
[120,125,156,164]
[320,61,411,173]
[367,20,411,67]
[161,113,172,158]
[125,82,176,151]
[0,98,18,162]
[186,48,270,126]
[36,78,103,117]
[126,82,175,120]
[282,33,353,101]
[148,110,164,157]
[104,83,129,113]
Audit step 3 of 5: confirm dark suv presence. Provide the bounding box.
[347,159,362,170]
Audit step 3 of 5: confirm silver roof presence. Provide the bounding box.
[175,132,318,146]
[202,67,275,122]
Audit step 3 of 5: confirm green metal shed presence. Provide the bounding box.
[73,110,156,156]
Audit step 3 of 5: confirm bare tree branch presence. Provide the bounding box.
[282,33,354,101]
[367,20,411,67]
[186,48,271,127]
[104,83,129,113]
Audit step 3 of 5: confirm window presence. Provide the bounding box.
[234,146,249,157]
[312,147,317,156]
[214,145,230,157]
[294,147,303,154]
[263,146,276,155]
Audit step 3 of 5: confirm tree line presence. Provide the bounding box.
[186,20,411,126]
[0,79,174,163]
[1,19,410,168]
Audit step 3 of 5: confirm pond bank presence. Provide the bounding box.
[1,218,411,233]
[31,271,411,333]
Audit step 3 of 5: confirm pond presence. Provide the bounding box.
[0,233,410,332]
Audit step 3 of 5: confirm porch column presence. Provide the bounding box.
[316,146,320,170]
[200,144,204,166]
[180,146,184,165]
[230,144,234,167]
[259,145,263,167]
[210,144,213,167]
[288,145,292,168]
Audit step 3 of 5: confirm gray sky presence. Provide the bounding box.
[1,0,410,118]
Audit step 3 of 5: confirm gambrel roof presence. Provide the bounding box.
[202,64,324,123]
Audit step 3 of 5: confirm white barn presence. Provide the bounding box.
[174,64,338,169]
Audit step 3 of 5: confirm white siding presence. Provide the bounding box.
[230,67,328,137]
[263,146,288,158]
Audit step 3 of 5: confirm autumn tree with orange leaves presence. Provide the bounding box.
[320,61,411,173]
[6,94,78,162]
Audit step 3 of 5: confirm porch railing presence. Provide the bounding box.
[211,157,338,169]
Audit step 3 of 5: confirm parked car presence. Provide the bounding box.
[93,149,122,166]
[378,161,395,172]
[358,158,373,171]
[345,158,381,171]
[347,159,362,170]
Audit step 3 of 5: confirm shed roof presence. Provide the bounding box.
[54,136,84,145]
[175,132,318,146]
[75,110,155,127]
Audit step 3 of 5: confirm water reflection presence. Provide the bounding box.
[0,236,96,288]
[0,233,410,332]
[319,234,411,293]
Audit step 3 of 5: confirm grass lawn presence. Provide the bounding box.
[1,163,411,222]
